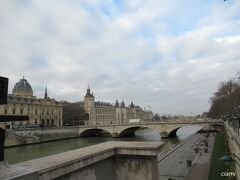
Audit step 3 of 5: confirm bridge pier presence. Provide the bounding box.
[112,133,119,138]
[160,132,168,138]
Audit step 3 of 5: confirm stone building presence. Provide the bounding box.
[115,100,153,124]
[82,86,153,125]
[0,77,63,128]
[83,86,117,125]
[62,101,88,126]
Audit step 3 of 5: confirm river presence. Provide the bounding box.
[4,125,203,164]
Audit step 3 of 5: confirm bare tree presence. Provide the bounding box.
[208,73,240,119]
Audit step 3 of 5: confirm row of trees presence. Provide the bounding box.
[208,73,240,119]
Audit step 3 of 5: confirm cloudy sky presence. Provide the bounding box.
[0,0,240,115]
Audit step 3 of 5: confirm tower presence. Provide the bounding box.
[120,100,125,108]
[130,101,134,108]
[115,99,119,108]
[44,85,48,99]
[84,86,95,124]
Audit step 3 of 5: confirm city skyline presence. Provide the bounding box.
[1,0,240,115]
[6,77,152,111]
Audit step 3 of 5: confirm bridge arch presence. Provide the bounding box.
[76,120,223,138]
[167,127,181,137]
[163,124,202,138]
[118,125,186,138]
[118,126,160,138]
[118,126,143,137]
[79,128,112,137]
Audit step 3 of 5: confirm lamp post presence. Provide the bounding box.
[220,152,240,167]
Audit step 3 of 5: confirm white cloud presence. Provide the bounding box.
[0,0,239,115]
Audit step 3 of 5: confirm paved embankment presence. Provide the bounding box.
[158,132,215,180]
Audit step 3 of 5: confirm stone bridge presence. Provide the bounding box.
[77,120,223,138]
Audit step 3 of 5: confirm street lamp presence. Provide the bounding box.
[219,152,240,167]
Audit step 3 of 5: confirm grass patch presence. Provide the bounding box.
[209,132,236,180]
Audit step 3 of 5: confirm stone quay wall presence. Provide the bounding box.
[5,127,79,147]
[0,141,163,180]
[225,122,240,179]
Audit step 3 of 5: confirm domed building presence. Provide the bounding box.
[12,77,33,97]
[0,77,63,128]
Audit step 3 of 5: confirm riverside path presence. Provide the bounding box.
[158,132,215,180]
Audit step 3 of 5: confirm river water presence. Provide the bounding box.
[4,125,203,164]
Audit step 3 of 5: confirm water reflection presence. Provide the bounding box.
[177,125,203,140]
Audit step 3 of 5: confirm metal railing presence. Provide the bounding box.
[157,134,196,162]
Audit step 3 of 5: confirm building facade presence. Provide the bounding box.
[0,78,152,128]
[0,77,63,128]
[82,86,153,125]
[62,101,88,126]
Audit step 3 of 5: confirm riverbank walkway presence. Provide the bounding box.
[158,132,215,180]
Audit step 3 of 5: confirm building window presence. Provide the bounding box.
[51,119,54,126]
[41,119,45,125]
[47,119,49,125]
[13,108,16,114]
[35,119,38,124]
[35,109,38,115]
[20,109,23,114]
[47,110,49,115]
[4,109,7,114]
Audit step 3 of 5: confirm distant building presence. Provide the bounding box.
[0,77,63,128]
[0,77,153,128]
[81,86,153,125]
[62,101,88,126]
[115,100,153,124]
